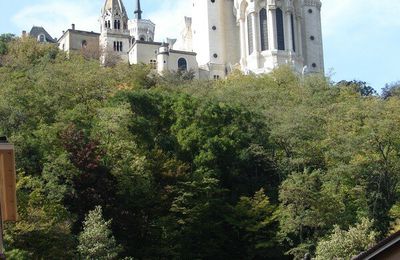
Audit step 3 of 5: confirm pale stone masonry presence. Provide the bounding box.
[186,0,324,78]
[30,0,325,79]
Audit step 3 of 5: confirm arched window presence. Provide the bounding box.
[140,36,145,41]
[260,8,268,51]
[117,20,121,29]
[38,34,45,42]
[81,40,87,49]
[107,21,111,29]
[104,21,107,29]
[132,37,135,44]
[290,14,296,52]
[247,16,253,54]
[178,58,188,72]
[276,8,285,50]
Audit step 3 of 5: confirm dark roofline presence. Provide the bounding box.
[57,29,100,43]
[128,40,197,56]
[29,26,56,43]
[353,230,400,259]
[128,40,162,52]
[135,40,163,46]
[170,49,196,56]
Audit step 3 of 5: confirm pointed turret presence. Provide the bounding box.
[102,0,128,18]
[100,0,130,65]
[134,0,143,19]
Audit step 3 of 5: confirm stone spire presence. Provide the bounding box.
[134,0,143,19]
[102,0,128,17]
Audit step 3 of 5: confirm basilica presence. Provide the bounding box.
[53,0,325,79]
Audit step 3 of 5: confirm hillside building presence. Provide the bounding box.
[52,0,325,78]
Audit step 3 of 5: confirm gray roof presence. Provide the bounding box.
[29,26,56,43]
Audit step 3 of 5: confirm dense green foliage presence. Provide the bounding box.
[1,37,400,259]
[315,218,377,259]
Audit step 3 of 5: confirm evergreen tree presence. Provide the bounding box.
[78,206,121,260]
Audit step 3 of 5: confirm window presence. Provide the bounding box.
[178,58,188,72]
[150,59,157,69]
[38,34,45,42]
[213,75,220,80]
[260,8,268,51]
[247,16,253,54]
[291,14,296,52]
[107,21,111,29]
[81,40,87,49]
[113,20,121,29]
[113,41,123,52]
[276,8,285,50]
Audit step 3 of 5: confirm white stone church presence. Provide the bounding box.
[54,0,324,79]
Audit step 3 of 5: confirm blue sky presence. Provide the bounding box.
[1,0,399,90]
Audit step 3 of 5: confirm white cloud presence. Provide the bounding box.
[12,0,192,41]
[13,0,99,39]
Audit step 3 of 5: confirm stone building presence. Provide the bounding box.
[57,24,100,58]
[26,26,56,43]
[182,0,324,79]
[54,0,324,79]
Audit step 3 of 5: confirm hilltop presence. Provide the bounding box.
[1,36,400,259]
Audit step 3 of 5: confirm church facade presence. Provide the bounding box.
[56,0,324,79]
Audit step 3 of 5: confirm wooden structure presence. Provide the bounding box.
[0,142,17,222]
[353,231,400,260]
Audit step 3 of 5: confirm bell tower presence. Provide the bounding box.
[191,0,240,79]
[100,0,131,64]
[128,0,155,43]
[301,0,324,73]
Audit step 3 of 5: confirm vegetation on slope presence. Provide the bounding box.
[1,36,400,259]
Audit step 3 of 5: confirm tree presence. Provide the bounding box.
[78,206,121,259]
[336,80,377,97]
[4,173,75,259]
[0,33,15,55]
[382,81,400,99]
[278,170,344,258]
[315,218,377,259]
[227,189,280,258]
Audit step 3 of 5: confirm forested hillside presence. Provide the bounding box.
[1,35,400,259]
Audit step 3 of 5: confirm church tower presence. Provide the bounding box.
[128,0,155,43]
[190,0,324,78]
[100,0,131,63]
[301,0,324,73]
[191,0,240,79]
[233,0,307,74]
